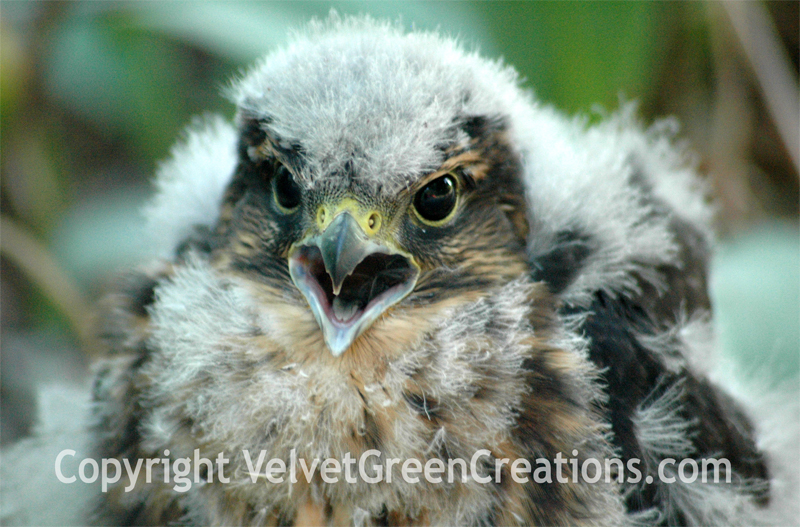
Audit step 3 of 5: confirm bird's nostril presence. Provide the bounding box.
[367,213,381,232]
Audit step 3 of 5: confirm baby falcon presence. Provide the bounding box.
[92,17,774,527]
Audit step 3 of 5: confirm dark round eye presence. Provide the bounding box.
[272,164,301,211]
[413,174,457,223]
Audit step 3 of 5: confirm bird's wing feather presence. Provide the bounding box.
[522,109,781,523]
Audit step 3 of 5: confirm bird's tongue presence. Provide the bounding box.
[323,252,413,324]
[332,296,360,323]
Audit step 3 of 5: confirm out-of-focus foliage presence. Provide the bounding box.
[1,1,798,445]
[481,2,667,114]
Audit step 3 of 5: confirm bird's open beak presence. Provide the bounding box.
[288,208,419,356]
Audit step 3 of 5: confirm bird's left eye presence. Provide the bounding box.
[272,164,302,212]
[413,174,458,224]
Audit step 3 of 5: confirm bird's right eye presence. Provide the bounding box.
[272,164,302,212]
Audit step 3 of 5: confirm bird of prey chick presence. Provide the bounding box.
[91,16,784,527]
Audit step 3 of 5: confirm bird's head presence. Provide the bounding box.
[209,21,532,357]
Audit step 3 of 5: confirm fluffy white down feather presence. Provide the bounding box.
[1,384,98,526]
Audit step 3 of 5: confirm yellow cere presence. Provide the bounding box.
[316,198,382,236]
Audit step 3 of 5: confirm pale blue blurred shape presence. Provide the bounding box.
[711,222,800,384]
[131,1,494,65]
[130,2,310,64]
[50,187,151,290]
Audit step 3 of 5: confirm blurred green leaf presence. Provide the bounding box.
[44,13,133,134]
[43,6,235,161]
[2,131,67,234]
[478,1,663,113]
[0,21,28,123]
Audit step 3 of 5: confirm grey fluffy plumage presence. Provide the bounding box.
[85,15,795,527]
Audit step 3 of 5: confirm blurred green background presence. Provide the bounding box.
[1,1,798,445]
